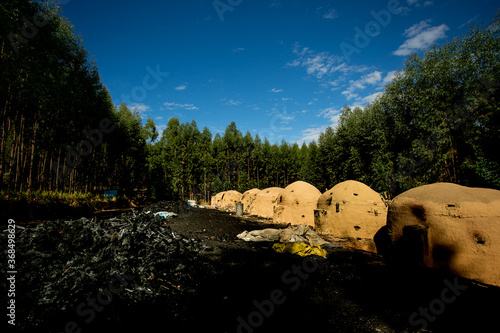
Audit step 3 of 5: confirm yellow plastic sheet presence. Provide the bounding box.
[272,242,327,258]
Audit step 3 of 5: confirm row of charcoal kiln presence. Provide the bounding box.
[211,181,500,288]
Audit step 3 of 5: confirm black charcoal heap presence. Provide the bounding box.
[1,201,211,331]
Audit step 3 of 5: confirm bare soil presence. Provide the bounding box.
[7,204,500,333]
[126,207,500,332]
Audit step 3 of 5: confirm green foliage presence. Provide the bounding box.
[1,0,153,198]
[312,14,500,196]
[144,118,316,202]
[0,189,102,205]
[2,2,498,203]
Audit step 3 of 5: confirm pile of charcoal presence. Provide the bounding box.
[1,201,213,331]
[132,199,198,215]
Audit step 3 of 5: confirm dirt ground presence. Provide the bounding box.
[9,205,500,333]
[105,208,500,332]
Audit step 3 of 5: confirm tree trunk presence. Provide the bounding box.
[0,83,12,183]
[226,150,230,184]
[27,113,38,200]
[204,170,207,203]
[14,115,24,194]
[247,157,250,180]
[256,166,259,188]
[55,147,62,190]
[39,151,47,191]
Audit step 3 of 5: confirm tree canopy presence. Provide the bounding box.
[1,1,498,202]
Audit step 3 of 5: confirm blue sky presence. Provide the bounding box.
[59,0,499,144]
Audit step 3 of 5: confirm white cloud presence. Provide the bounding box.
[408,0,433,6]
[280,115,294,121]
[404,19,432,37]
[342,89,359,101]
[361,71,383,85]
[247,104,261,111]
[327,77,345,90]
[175,84,187,91]
[361,92,384,104]
[339,70,396,105]
[129,103,150,115]
[319,107,342,125]
[297,125,330,144]
[305,53,337,78]
[156,124,167,136]
[297,106,342,143]
[322,8,338,20]
[231,47,246,53]
[221,98,242,106]
[270,88,283,93]
[382,71,397,85]
[342,71,383,99]
[316,6,339,20]
[269,1,280,8]
[393,21,450,56]
[307,98,318,105]
[163,102,199,111]
[458,15,479,29]
[287,43,374,96]
[287,44,344,79]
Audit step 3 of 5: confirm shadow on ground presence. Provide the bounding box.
[7,206,500,333]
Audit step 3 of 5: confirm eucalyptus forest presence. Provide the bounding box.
[1,1,499,204]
